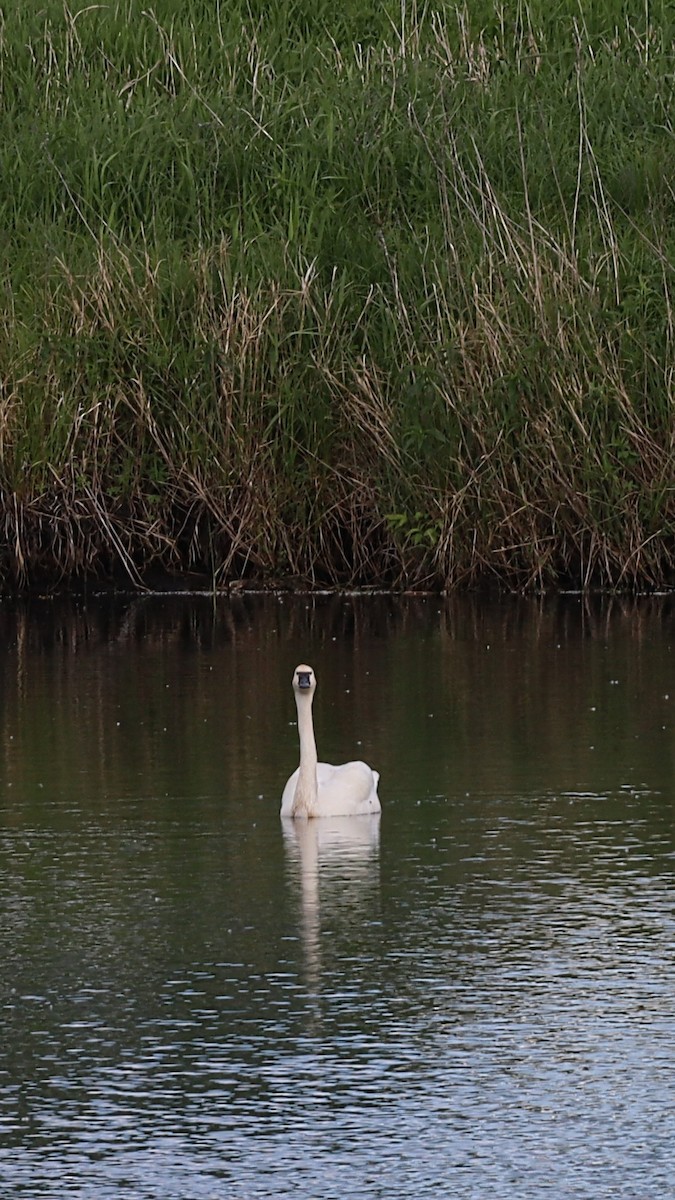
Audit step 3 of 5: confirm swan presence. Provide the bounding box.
[280,664,381,819]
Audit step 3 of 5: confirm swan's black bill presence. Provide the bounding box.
[296,671,313,688]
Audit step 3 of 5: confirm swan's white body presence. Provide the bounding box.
[280,664,381,819]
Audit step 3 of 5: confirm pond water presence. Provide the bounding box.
[0,592,674,1198]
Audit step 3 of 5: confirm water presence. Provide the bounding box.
[1,593,674,1198]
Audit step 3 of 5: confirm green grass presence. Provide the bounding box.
[1,0,674,589]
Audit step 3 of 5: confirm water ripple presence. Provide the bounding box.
[2,786,675,1198]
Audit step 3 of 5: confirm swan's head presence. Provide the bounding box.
[293,664,316,694]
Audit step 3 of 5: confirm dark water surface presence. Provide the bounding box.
[1,593,674,1198]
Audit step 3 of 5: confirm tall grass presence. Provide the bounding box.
[1,0,674,589]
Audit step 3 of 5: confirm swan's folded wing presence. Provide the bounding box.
[316,759,380,816]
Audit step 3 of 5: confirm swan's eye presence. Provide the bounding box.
[297,671,312,688]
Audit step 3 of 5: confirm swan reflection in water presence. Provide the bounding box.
[281,814,381,997]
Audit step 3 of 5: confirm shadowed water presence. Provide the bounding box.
[0,593,674,1198]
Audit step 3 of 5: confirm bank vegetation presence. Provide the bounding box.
[1,0,674,590]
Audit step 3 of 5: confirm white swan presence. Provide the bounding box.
[280,664,381,819]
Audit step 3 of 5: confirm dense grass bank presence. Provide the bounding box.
[1,0,674,590]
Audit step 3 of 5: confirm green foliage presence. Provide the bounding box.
[0,0,674,588]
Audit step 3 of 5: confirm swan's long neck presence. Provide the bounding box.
[293,689,318,817]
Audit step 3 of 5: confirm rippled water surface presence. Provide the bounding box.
[1,593,674,1197]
